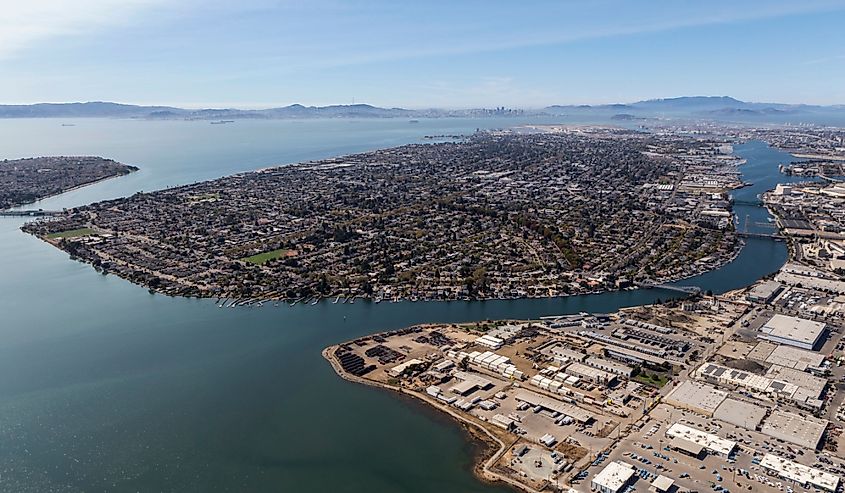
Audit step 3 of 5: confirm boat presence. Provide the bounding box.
[311,298,319,305]
[61,123,76,127]
[210,120,234,125]
[333,295,341,304]
[409,119,419,124]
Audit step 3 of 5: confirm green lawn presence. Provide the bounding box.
[633,372,671,388]
[46,227,96,239]
[242,248,291,265]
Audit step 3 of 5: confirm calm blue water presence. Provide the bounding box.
[0,120,790,492]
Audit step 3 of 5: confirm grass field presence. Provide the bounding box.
[242,248,291,265]
[633,371,671,388]
[46,227,96,239]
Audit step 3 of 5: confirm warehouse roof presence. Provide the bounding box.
[665,381,727,416]
[759,314,826,347]
[761,409,828,450]
[592,461,635,493]
[669,437,705,456]
[761,454,839,491]
[514,390,593,423]
[765,345,826,371]
[651,475,675,493]
[713,398,767,430]
[666,423,736,456]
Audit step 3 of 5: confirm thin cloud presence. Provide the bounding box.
[217,0,845,77]
[802,53,845,66]
[0,0,167,59]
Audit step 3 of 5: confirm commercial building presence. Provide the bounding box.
[713,398,767,430]
[764,344,826,372]
[491,414,516,431]
[765,364,827,405]
[388,358,424,377]
[760,454,839,492]
[664,381,727,416]
[665,423,736,457]
[746,280,783,304]
[459,350,525,380]
[604,346,668,368]
[758,314,827,351]
[450,371,493,396]
[514,390,593,423]
[761,410,828,450]
[475,334,504,349]
[585,356,634,378]
[650,475,675,493]
[695,362,822,411]
[591,461,636,493]
[547,344,587,364]
[566,362,617,386]
[668,437,705,459]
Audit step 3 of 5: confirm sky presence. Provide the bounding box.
[2,0,845,108]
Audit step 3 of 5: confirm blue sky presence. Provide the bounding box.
[3,0,845,108]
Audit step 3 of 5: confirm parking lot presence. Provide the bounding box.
[582,404,845,493]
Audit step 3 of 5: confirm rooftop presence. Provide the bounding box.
[761,454,839,491]
[592,461,636,492]
[759,314,826,347]
[666,422,736,456]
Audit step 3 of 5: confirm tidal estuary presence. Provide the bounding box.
[0,119,796,492]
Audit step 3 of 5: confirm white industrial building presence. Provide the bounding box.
[665,423,736,457]
[760,454,840,491]
[452,350,525,380]
[695,362,823,411]
[758,314,827,350]
[746,280,783,303]
[585,356,634,378]
[591,461,636,493]
[388,358,424,377]
[664,380,727,416]
[760,409,828,450]
[650,475,674,493]
[514,390,593,423]
[475,334,504,349]
[566,362,617,385]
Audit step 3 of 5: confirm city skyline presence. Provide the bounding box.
[3,0,845,108]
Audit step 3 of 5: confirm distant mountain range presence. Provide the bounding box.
[0,96,843,123]
[544,96,845,123]
[0,101,529,120]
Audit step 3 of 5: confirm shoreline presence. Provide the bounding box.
[25,222,745,305]
[321,345,540,493]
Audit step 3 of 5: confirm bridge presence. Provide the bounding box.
[732,199,763,206]
[0,209,62,217]
[737,231,784,240]
[635,282,702,295]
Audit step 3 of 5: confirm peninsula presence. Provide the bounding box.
[0,156,137,210]
[23,128,743,301]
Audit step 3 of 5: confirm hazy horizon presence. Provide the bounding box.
[2,94,844,111]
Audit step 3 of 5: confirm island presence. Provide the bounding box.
[0,156,137,210]
[22,128,744,301]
